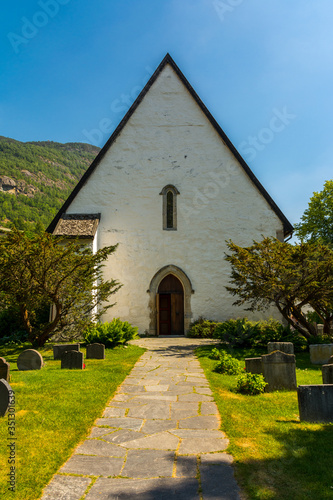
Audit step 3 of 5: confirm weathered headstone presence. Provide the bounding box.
[0,379,13,417]
[86,343,105,360]
[267,342,294,354]
[317,324,324,336]
[261,350,297,391]
[309,344,333,365]
[61,351,84,369]
[17,349,43,371]
[53,344,80,360]
[245,357,262,374]
[0,358,10,382]
[298,385,333,423]
[322,364,333,384]
[327,355,333,365]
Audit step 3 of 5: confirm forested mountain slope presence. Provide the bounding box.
[0,136,100,230]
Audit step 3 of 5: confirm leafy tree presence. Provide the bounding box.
[294,180,333,245]
[225,237,333,337]
[0,229,121,347]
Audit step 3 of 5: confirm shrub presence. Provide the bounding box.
[236,373,267,395]
[209,347,223,360]
[83,319,138,348]
[214,350,243,375]
[214,317,307,351]
[188,317,217,338]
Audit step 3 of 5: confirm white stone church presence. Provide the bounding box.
[47,54,293,336]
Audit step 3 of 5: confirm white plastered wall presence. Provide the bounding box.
[66,64,285,333]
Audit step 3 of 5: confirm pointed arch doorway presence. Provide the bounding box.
[158,274,184,335]
[148,265,194,336]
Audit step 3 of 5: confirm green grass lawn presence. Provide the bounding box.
[196,345,333,500]
[0,342,145,500]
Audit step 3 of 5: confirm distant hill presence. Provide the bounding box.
[0,136,100,231]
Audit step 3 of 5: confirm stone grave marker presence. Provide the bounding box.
[322,364,333,384]
[245,357,262,374]
[267,342,294,354]
[17,349,43,371]
[327,355,333,365]
[298,385,333,423]
[309,344,333,364]
[261,350,297,392]
[53,344,80,360]
[61,351,84,370]
[317,324,324,336]
[0,379,13,417]
[0,358,10,382]
[86,343,105,360]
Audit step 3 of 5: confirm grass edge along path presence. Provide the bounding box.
[196,345,333,500]
[0,343,145,500]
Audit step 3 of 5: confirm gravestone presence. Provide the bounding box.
[327,355,333,365]
[0,358,10,382]
[309,344,333,365]
[0,379,13,417]
[53,344,80,360]
[317,324,324,336]
[17,349,43,371]
[86,343,105,360]
[322,364,333,384]
[267,342,294,354]
[298,385,333,423]
[245,357,262,374]
[61,351,84,369]
[261,350,297,392]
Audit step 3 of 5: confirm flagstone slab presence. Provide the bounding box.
[102,429,144,445]
[127,403,171,419]
[201,402,219,415]
[200,463,241,499]
[87,427,115,438]
[178,393,214,402]
[41,475,91,500]
[103,407,126,417]
[175,456,198,477]
[178,438,229,455]
[200,452,234,465]
[85,477,200,500]
[122,450,175,478]
[60,455,123,476]
[171,429,226,439]
[95,417,143,430]
[132,394,178,402]
[141,419,179,434]
[171,408,200,419]
[120,431,180,450]
[118,385,146,393]
[74,439,127,457]
[178,416,220,429]
[195,386,213,395]
[145,384,169,391]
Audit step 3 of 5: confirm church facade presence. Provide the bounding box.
[47,54,293,336]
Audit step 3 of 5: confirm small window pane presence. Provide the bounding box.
[166,191,173,228]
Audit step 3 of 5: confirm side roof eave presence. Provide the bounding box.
[47,53,293,237]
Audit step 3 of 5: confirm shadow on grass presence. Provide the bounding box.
[239,424,333,500]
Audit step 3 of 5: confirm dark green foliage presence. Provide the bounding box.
[0,229,120,347]
[0,136,100,231]
[187,317,218,338]
[236,372,267,395]
[83,319,139,348]
[214,350,243,375]
[214,318,307,351]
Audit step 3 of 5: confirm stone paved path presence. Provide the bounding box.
[41,337,241,499]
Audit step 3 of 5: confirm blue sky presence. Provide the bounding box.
[1,0,333,231]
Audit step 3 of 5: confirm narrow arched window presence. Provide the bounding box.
[160,185,180,230]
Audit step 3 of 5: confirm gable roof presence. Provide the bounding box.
[47,53,293,237]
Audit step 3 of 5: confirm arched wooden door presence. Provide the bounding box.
[158,274,184,335]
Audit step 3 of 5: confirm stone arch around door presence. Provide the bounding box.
[148,265,194,336]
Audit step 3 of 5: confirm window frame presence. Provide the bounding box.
[159,184,180,231]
